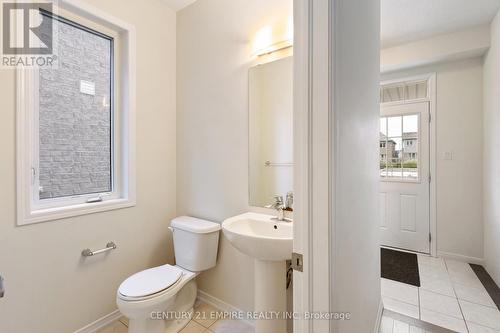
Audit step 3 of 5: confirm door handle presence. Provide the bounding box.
[0,275,4,298]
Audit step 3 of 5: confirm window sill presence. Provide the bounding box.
[19,198,136,226]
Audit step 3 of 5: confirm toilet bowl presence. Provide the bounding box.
[116,216,220,333]
[117,265,198,333]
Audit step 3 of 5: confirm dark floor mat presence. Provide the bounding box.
[381,248,421,287]
[470,264,500,311]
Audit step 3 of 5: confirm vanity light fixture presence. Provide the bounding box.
[252,16,293,57]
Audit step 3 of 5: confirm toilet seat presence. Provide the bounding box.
[118,264,183,300]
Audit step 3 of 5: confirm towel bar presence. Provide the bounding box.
[264,160,293,167]
[81,242,117,257]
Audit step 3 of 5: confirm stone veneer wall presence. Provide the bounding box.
[39,17,112,199]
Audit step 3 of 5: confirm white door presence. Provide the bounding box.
[380,102,430,254]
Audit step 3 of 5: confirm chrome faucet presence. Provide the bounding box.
[267,195,291,222]
[285,191,293,211]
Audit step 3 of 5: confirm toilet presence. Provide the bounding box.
[116,216,221,333]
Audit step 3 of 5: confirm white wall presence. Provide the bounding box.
[382,57,484,262]
[177,0,293,312]
[330,0,382,331]
[381,25,490,73]
[0,1,177,332]
[483,10,500,284]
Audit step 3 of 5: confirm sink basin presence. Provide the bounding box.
[222,212,293,333]
[222,212,293,261]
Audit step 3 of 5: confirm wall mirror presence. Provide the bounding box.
[249,56,293,207]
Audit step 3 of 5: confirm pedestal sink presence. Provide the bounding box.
[222,212,293,333]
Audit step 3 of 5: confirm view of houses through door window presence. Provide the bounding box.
[379,80,429,182]
[380,114,419,181]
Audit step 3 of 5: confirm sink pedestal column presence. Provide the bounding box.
[254,260,287,333]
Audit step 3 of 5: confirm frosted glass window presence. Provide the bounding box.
[38,13,113,200]
[381,84,404,103]
[381,81,428,103]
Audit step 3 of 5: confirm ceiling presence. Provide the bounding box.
[163,0,500,48]
[382,0,500,48]
[161,0,198,11]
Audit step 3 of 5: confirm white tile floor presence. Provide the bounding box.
[382,255,500,333]
[96,301,254,333]
[97,255,499,333]
[380,315,436,333]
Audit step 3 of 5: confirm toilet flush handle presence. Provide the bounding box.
[168,226,174,233]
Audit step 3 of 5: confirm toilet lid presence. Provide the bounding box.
[118,265,183,298]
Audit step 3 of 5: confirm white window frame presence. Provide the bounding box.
[17,0,136,226]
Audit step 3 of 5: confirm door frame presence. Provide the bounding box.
[293,0,331,332]
[380,73,437,257]
[294,0,381,332]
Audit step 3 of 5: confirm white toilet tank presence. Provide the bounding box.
[170,216,221,272]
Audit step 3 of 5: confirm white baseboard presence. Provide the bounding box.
[197,290,255,327]
[374,299,384,333]
[73,309,122,333]
[74,291,255,332]
[437,251,484,265]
